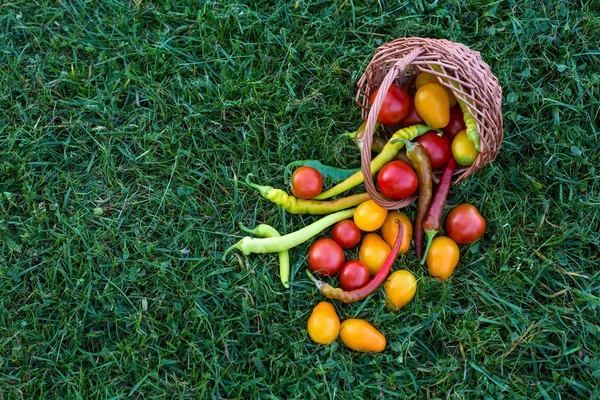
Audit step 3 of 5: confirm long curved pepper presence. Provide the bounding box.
[245,175,370,215]
[308,220,403,304]
[238,223,290,289]
[222,208,356,260]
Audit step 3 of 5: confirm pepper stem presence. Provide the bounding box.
[222,239,243,261]
[420,229,438,265]
[244,174,272,197]
[306,269,327,290]
[238,223,258,236]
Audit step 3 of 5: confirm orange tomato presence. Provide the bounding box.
[415,72,457,107]
[339,319,386,353]
[426,236,460,280]
[381,212,412,254]
[353,200,388,232]
[359,233,391,275]
[384,270,417,309]
[414,83,450,129]
[307,301,340,345]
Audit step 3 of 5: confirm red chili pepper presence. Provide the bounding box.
[420,157,457,265]
[308,221,403,303]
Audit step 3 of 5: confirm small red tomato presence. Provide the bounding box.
[338,260,371,291]
[376,160,419,200]
[442,106,467,141]
[445,204,486,244]
[308,238,345,276]
[415,131,452,170]
[291,166,323,199]
[331,220,362,249]
[369,84,410,125]
[399,98,426,128]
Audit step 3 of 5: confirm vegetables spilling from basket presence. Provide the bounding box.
[224,72,488,353]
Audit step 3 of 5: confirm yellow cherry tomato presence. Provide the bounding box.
[384,270,417,309]
[353,200,388,232]
[414,83,450,129]
[339,319,386,353]
[452,130,479,166]
[426,236,460,280]
[381,212,413,254]
[359,233,391,275]
[307,301,340,345]
[415,72,457,107]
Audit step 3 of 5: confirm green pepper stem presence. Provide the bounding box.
[222,239,243,261]
[420,229,438,265]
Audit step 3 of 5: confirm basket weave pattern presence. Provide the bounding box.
[354,37,503,210]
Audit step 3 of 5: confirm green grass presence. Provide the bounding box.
[1,0,599,398]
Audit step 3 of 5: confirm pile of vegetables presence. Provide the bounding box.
[224,72,488,353]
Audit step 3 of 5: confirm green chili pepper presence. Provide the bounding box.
[314,124,431,200]
[238,223,290,289]
[285,160,359,183]
[223,208,356,260]
[340,120,382,146]
[245,175,370,215]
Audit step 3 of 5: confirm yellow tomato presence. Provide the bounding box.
[339,319,386,353]
[381,212,412,254]
[415,72,457,107]
[414,83,450,129]
[307,301,341,345]
[359,233,391,275]
[452,130,479,166]
[354,200,388,232]
[384,270,417,309]
[426,236,460,280]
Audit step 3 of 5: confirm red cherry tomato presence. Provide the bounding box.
[369,84,410,125]
[338,260,371,291]
[445,204,486,244]
[291,166,323,199]
[376,160,419,200]
[415,131,452,170]
[399,97,426,128]
[308,238,345,276]
[331,220,362,249]
[442,106,467,141]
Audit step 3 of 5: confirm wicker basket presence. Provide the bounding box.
[354,37,503,210]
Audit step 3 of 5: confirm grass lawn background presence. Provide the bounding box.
[1,0,599,398]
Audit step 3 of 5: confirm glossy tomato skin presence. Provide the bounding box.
[452,130,478,167]
[307,301,340,345]
[338,260,371,291]
[415,72,457,107]
[331,220,361,249]
[308,238,345,276]
[339,319,386,353]
[381,212,413,254]
[377,161,419,200]
[359,233,391,275]
[426,236,460,280]
[354,200,388,232]
[399,98,426,128]
[445,204,486,244]
[384,270,417,309]
[442,106,467,141]
[291,166,323,199]
[370,84,410,125]
[416,131,452,170]
[414,83,450,129]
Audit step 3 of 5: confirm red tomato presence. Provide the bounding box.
[331,220,361,249]
[445,204,486,244]
[338,260,371,291]
[291,166,323,199]
[369,84,410,125]
[376,161,419,200]
[415,131,452,170]
[399,98,426,128]
[308,238,345,276]
[442,106,467,141]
